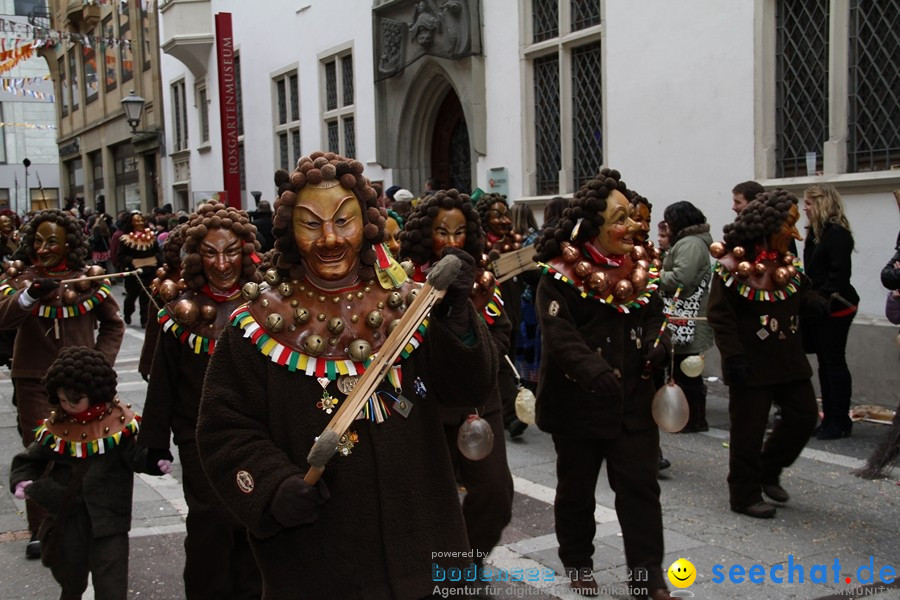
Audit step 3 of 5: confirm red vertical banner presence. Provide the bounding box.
[215,13,241,209]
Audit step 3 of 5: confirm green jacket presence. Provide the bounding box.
[659,224,714,355]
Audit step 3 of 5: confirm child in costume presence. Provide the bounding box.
[0,208,124,558]
[9,346,169,600]
[534,168,672,600]
[707,189,825,518]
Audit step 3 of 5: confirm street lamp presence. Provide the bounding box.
[22,158,30,212]
[121,90,146,132]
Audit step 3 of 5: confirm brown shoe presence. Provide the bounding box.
[731,501,776,519]
[570,578,599,596]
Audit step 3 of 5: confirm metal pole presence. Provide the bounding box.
[24,166,29,213]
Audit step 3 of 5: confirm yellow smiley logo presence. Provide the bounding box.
[667,558,696,588]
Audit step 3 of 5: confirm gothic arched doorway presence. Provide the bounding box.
[430,90,471,193]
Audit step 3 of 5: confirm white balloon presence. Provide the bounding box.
[457,415,495,461]
[652,382,690,433]
[680,355,705,378]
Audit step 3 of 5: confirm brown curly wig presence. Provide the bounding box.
[399,188,484,265]
[723,188,798,261]
[535,167,632,261]
[21,209,88,270]
[162,222,188,274]
[271,151,383,281]
[180,202,261,292]
[42,346,117,406]
[629,191,652,213]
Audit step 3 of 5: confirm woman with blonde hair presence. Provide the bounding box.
[802,184,859,440]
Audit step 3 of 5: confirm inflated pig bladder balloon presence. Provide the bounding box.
[457,414,494,460]
[652,381,689,433]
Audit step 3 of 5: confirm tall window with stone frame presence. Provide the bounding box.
[321,50,355,159]
[773,0,899,177]
[171,79,189,152]
[195,80,210,145]
[526,0,602,195]
[274,69,301,171]
[68,48,79,112]
[118,1,133,83]
[102,14,117,92]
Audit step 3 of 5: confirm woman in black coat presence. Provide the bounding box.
[801,184,859,440]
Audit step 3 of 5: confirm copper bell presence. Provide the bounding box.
[328,317,345,334]
[631,268,648,291]
[294,307,311,324]
[732,246,746,259]
[773,267,790,286]
[366,310,384,329]
[12,260,25,270]
[387,291,404,309]
[5,267,16,277]
[636,259,650,271]
[177,279,189,291]
[632,245,647,262]
[73,278,92,293]
[786,265,797,279]
[574,261,594,279]
[782,254,795,265]
[278,282,293,297]
[651,259,662,271]
[242,282,261,301]
[265,313,285,333]
[160,280,179,302]
[614,279,634,299]
[174,299,199,325]
[407,289,420,304]
[478,270,495,290]
[264,269,281,285]
[201,304,217,321]
[62,288,78,304]
[561,243,580,263]
[86,265,106,277]
[348,339,372,362]
[754,262,767,276]
[736,261,753,278]
[588,271,609,293]
[156,267,167,279]
[304,334,326,356]
[709,241,727,259]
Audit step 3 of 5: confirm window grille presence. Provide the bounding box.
[571,0,600,31]
[342,55,354,107]
[327,120,339,154]
[572,42,602,189]
[533,0,558,43]
[325,61,337,111]
[343,116,356,159]
[534,53,561,195]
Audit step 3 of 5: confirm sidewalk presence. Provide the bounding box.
[0,301,898,598]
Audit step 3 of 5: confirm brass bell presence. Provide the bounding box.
[773,267,791,286]
[293,307,311,324]
[264,269,281,285]
[574,261,594,279]
[5,267,17,277]
[348,339,372,362]
[401,260,415,278]
[265,313,286,333]
[278,282,293,297]
[588,271,609,293]
[407,289,420,304]
[201,304,217,321]
[561,243,580,263]
[614,279,634,299]
[328,317,345,334]
[709,241,727,259]
[631,245,647,262]
[366,310,384,329]
[242,282,260,301]
[73,278,92,293]
[387,291,403,309]
[174,299,199,325]
[387,319,401,334]
[631,268,648,291]
[160,280,179,302]
[737,261,753,278]
[86,265,106,277]
[304,334,326,356]
[12,260,25,270]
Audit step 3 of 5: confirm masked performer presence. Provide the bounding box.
[139,203,262,599]
[707,189,823,519]
[475,193,527,437]
[9,346,168,600]
[195,152,496,600]
[534,168,671,599]
[0,208,124,558]
[399,188,513,562]
[0,212,20,260]
[115,211,161,327]
[138,223,187,380]
[384,209,403,260]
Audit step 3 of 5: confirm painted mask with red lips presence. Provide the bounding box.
[594,189,638,257]
[292,183,364,282]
